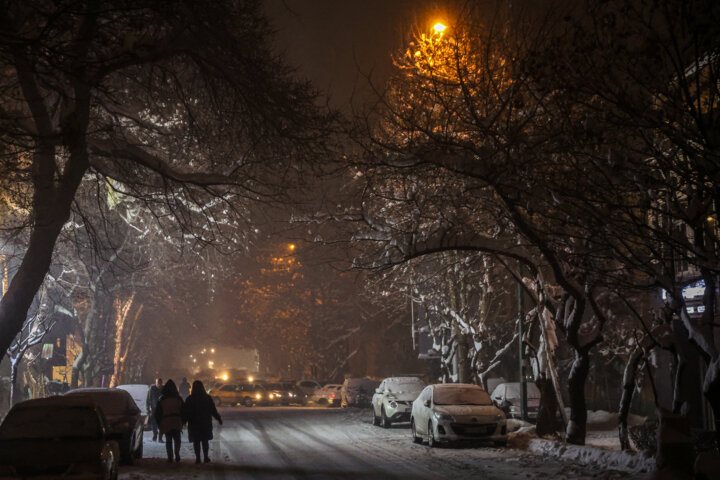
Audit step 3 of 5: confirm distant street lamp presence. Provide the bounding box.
[433,22,447,34]
[288,244,296,251]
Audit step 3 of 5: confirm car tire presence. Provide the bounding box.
[213,396,222,407]
[411,419,422,444]
[381,407,391,428]
[372,409,380,426]
[244,397,254,407]
[134,434,143,459]
[428,421,438,448]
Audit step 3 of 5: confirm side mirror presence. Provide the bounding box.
[423,399,431,407]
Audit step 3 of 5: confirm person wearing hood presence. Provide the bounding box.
[178,377,191,401]
[154,379,184,462]
[183,380,222,464]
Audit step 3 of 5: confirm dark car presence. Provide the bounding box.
[0,396,120,479]
[266,382,303,405]
[65,388,143,464]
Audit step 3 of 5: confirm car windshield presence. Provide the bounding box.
[433,387,492,406]
[386,378,424,394]
[505,383,541,400]
[0,406,101,440]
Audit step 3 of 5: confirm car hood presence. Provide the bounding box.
[434,404,503,421]
[386,392,420,402]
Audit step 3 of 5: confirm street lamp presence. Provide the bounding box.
[433,22,447,34]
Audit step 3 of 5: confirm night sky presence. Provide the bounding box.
[265,0,446,109]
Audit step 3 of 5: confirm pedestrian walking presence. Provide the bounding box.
[155,379,184,462]
[146,377,163,442]
[183,380,222,464]
[178,377,191,401]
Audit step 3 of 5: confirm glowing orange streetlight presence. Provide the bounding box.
[288,244,296,251]
[433,22,447,34]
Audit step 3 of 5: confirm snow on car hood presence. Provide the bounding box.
[434,404,502,421]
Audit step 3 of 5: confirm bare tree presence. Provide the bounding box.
[0,0,329,362]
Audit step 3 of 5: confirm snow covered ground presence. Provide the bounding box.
[118,407,652,479]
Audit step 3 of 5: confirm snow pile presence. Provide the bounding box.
[506,418,533,433]
[525,438,654,475]
[562,409,646,430]
[507,424,538,449]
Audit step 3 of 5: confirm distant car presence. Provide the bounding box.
[210,383,268,407]
[65,388,143,464]
[0,396,120,479]
[266,382,303,405]
[490,382,541,421]
[372,377,426,427]
[341,377,380,407]
[295,379,321,401]
[115,384,150,429]
[411,383,508,448]
[310,384,342,406]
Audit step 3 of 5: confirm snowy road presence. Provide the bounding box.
[120,407,632,480]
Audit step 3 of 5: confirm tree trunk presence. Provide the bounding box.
[566,350,590,445]
[9,357,19,407]
[619,347,643,450]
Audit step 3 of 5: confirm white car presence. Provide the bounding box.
[372,377,426,427]
[411,383,507,448]
[310,384,342,406]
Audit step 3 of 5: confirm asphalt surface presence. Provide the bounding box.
[120,406,631,480]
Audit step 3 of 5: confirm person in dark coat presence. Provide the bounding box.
[147,377,163,442]
[178,377,191,401]
[183,380,222,464]
[154,379,184,462]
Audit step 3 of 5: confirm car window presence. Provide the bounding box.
[300,381,315,388]
[220,385,234,392]
[434,387,492,406]
[378,381,385,391]
[0,406,102,440]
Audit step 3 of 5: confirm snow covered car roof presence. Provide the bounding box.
[0,396,108,440]
[115,384,149,413]
[65,387,140,417]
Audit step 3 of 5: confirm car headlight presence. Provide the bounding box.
[269,394,274,399]
[433,412,454,422]
[389,401,398,409]
[256,393,262,399]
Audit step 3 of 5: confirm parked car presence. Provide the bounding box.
[0,396,120,479]
[209,383,268,407]
[372,377,426,427]
[115,384,150,429]
[295,379,321,401]
[310,384,342,406]
[341,377,380,407]
[411,383,507,448]
[65,387,143,464]
[266,382,303,405]
[490,382,541,421]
